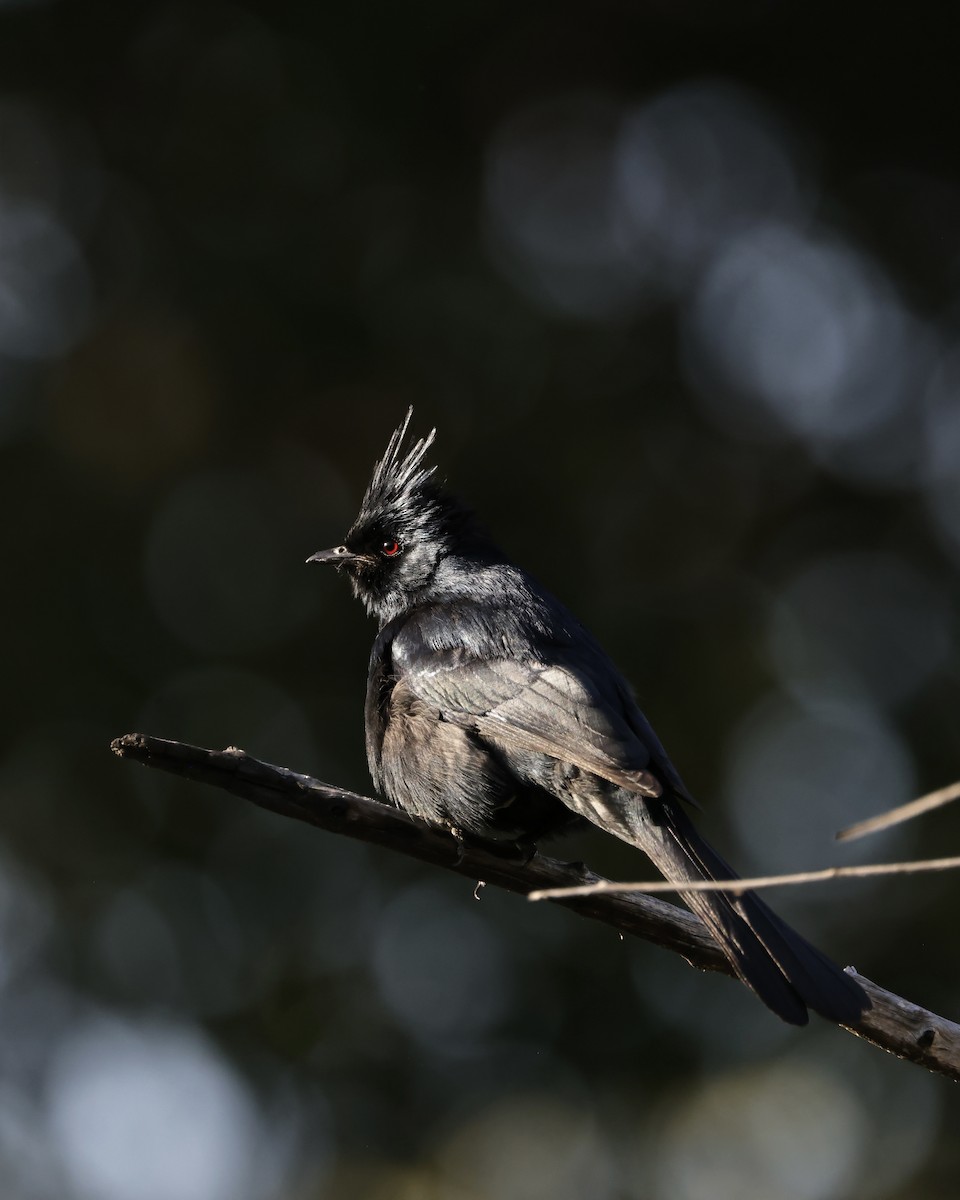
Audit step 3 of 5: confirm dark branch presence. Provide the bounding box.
[111,732,960,1082]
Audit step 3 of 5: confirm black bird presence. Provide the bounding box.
[308,410,867,1026]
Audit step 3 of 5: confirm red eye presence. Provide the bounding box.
[381,539,401,557]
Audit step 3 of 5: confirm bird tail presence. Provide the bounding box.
[633,800,868,1026]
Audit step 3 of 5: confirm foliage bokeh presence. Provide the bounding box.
[2,2,960,1197]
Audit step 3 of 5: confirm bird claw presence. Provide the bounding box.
[512,839,539,866]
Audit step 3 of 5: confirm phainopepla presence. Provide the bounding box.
[308,410,867,1026]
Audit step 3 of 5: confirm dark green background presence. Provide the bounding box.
[1,3,958,1197]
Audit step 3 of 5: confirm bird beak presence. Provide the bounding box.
[306,545,359,566]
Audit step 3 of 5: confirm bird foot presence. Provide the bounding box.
[510,838,539,866]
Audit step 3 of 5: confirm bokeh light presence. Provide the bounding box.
[725,694,915,878]
[767,551,952,710]
[654,1060,869,1200]
[372,882,514,1049]
[923,345,960,562]
[484,93,644,320]
[683,226,918,457]
[615,82,812,293]
[437,1092,618,1200]
[45,1015,294,1200]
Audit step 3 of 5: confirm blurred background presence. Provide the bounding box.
[2,1,959,1196]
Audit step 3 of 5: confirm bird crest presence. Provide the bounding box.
[360,407,438,520]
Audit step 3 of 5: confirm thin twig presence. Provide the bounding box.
[528,856,960,900]
[111,732,960,1082]
[837,780,960,842]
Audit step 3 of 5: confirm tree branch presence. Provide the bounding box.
[836,779,960,842]
[111,732,960,1082]
[527,855,960,899]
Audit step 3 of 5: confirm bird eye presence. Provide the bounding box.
[381,538,402,557]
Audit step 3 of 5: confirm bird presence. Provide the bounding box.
[308,409,868,1026]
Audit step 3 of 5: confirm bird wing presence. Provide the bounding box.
[394,637,663,799]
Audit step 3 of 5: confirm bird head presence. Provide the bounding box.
[308,409,493,622]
